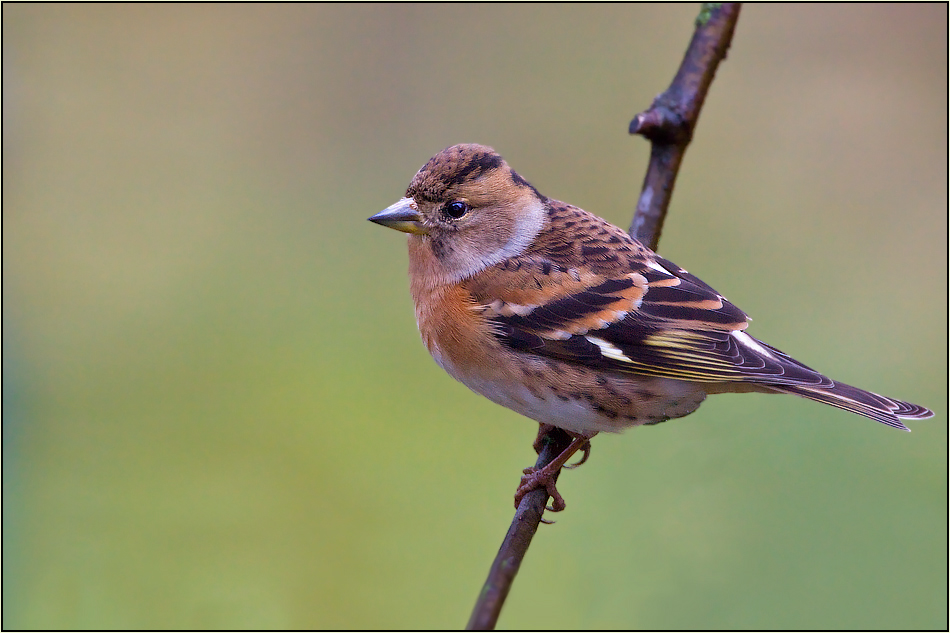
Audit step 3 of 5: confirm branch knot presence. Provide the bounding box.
[628,102,692,145]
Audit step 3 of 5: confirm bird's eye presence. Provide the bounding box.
[443,201,469,220]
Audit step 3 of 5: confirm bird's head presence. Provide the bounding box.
[369,144,547,282]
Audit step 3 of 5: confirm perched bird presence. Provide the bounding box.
[369,143,933,512]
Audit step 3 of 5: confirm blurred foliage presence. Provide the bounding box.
[3,4,946,629]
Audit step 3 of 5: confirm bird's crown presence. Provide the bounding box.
[407,144,541,204]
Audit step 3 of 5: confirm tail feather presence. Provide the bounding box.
[773,381,933,431]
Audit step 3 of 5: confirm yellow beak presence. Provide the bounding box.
[368,197,428,235]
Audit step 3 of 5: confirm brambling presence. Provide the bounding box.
[369,143,933,512]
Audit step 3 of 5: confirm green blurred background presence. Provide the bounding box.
[3,4,946,629]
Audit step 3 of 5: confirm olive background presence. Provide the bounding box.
[3,4,946,629]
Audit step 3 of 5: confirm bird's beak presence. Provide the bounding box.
[368,197,428,235]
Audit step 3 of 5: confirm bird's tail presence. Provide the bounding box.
[772,381,933,431]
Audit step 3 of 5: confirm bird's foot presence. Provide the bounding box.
[515,464,567,512]
[514,434,594,513]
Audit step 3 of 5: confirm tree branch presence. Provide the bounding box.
[466,4,741,629]
[629,2,741,250]
[465,427,574,631]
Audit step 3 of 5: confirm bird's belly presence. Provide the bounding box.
[441,352,707,434]
[476,381,630,435]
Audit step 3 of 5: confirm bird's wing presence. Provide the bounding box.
[465,201,929,429]
[473,240,831,388]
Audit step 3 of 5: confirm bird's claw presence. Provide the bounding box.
[517,432,595,517]
[563,440,591,469]
[514,466,567,513]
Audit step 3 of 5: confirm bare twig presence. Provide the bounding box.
[465,427,574,631]
[466,4,741,629]
[629,2,742,250]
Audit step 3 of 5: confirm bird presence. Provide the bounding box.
[368,143,933,512]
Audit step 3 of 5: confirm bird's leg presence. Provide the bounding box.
[515,432,596,513]
[533,424,590,466]
[531,423,557,454]
[564,439,591,469]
